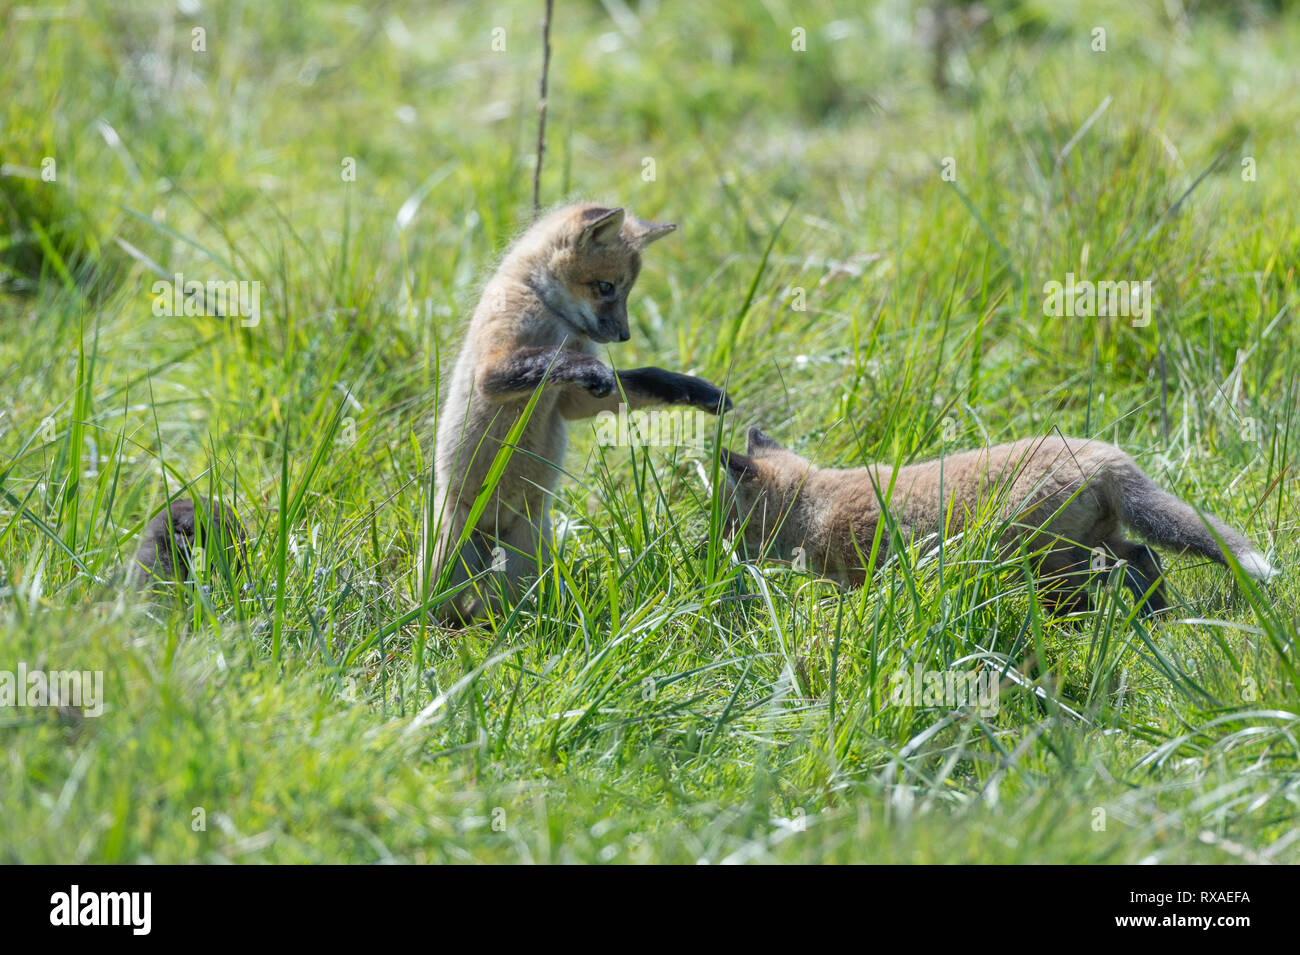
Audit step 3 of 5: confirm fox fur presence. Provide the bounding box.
[427,203,732,622]
[130,496,245,589]
[723,427,1278,613]
[126,206,731,614]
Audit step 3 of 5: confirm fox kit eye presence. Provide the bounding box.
[594,281,615,296]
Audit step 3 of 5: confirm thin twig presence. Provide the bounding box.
[532,0,554,220]
[1159,343,1169,445]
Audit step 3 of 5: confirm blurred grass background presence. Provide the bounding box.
[1,0,1298,862]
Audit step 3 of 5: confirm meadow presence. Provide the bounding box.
[1,0,1298,863]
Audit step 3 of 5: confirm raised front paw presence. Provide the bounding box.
[685,377,734,414]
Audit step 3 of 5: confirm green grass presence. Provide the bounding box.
[1,0,1298,863]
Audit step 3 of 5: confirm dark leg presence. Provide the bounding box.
[559,366,732,419]
[1111,539,1169,615]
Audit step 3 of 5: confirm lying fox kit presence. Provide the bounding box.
[428,203,732,622]
[723,427,1278,613]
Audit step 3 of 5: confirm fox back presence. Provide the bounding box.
[723,428,1276,608]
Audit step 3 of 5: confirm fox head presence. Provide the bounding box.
[531,204,676,344]
[721,427,815,554]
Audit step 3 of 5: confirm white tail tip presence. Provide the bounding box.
[1238,551,1281,582]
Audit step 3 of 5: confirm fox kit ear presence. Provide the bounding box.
[577,207,626,248]
[747,427,783,453]
[624,215,677,248]
[721,448,758,482]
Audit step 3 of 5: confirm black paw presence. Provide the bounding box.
[686,378,733,414]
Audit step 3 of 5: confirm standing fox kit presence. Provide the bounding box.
[724,428,1278,613]
[429,203,732,621]
[127,205,731,613]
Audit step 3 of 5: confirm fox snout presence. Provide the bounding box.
[594,320,629,342]
[594,303,630,343]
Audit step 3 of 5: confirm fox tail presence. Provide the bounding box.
[1115,463,1278,582]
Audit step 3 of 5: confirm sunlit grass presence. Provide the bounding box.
[0,0,1297,863]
